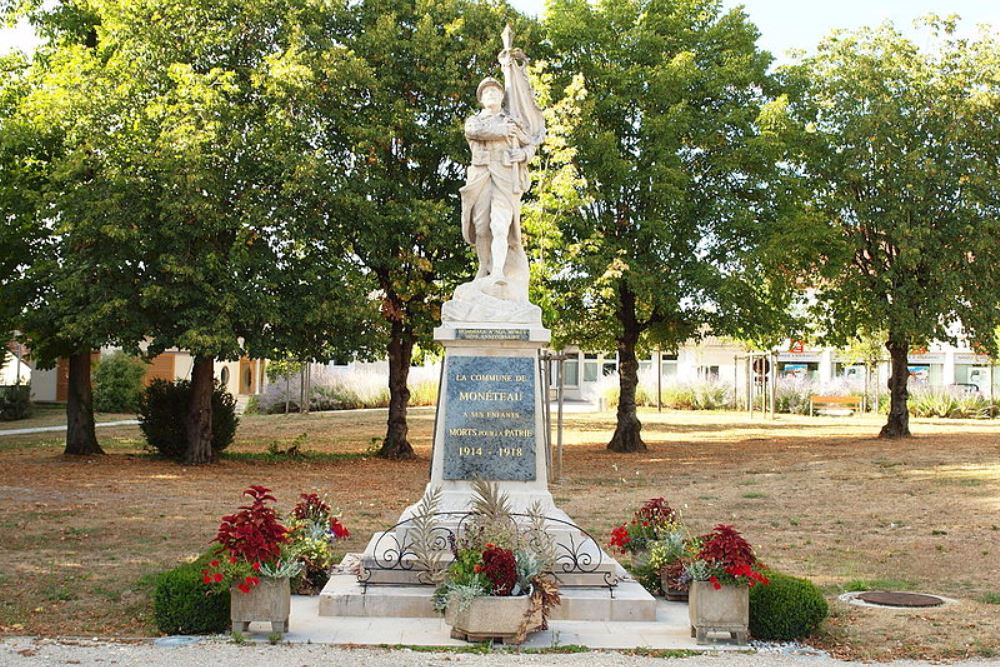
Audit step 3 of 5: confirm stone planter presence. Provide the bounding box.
[445,594,542,644]
[660,573,689,602]
[688,580,749,644]
[231,576,291,634]
[660,564,688,601]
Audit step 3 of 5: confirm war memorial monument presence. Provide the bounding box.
[319,27,656,623]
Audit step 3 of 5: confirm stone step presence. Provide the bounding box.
[318,573,657,622]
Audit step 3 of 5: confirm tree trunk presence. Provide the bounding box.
[64,351,103,456]
[185,355,215,464]
[608,282,646,453]
[880,338,911,438]
[378,320,415,459]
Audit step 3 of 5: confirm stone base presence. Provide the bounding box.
[318,573,657,622]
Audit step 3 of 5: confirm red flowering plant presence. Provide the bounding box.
[202,486,302,595]
[285,492,351,594]
[428,480,561,642]
[608,497,679,556]
[682,524,769,590]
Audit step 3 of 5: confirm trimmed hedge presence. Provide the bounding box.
[94,352,147,413]
[0,384,31,421]
[138,379,237,462]
[153,554,230,635]
[750,570,828,641]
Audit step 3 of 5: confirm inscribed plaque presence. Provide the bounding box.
[443,355,536,481]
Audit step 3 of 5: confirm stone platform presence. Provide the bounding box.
[260,595,736,651]
[319,572,657,622]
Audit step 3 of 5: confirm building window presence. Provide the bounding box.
[602,354,618,376]
[779,362,819,381]
[661,354,678,381]
[562,359,579,386]
[583,353,599,383]
[698,365,720,381]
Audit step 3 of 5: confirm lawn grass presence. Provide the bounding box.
[0,408,998,660]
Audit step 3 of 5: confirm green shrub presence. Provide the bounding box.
[138,379,238,461]
[153,553,230,634]
[0,384,32,421]
[93,352,147,413]
[749,570,828,641]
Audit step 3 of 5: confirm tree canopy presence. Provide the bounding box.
[541,0,802,451]
[784,17,1000,437]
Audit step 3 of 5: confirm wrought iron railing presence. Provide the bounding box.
[358,511,618,595]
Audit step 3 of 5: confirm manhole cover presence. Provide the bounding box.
[856,591,944,608]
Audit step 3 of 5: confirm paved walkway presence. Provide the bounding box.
[0,420,139,437]
[2,637,999,667]
[0,400,598,438]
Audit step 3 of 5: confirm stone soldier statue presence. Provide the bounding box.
[443,26,546,325]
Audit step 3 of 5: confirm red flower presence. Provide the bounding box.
[250,576,260,586]
[709,575,722,591]
[237,583,251,594]
[609,524,632,552]
[473,564,483,573]
[252,562,261,572]
[244,576,255,583]
[209,559,220,568]
[202,575,212,585]
[330,518,350,539]
[213,572,224,583]
[228,556,238,564]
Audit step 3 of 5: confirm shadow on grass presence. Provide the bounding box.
[219,450,371,464]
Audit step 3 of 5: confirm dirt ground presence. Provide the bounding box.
[0,408,998,661]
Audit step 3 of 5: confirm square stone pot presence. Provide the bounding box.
[231,576,291,634]
[688,580,749,644]
[445,594,542,644]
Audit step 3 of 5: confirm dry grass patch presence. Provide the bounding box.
[0,408,998,660]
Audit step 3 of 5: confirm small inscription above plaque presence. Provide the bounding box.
[455,328,530,341]
[443,355,536,481]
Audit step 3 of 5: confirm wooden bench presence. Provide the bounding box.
[809,395,862,416]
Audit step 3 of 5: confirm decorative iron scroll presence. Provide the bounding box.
[357,511,617,595]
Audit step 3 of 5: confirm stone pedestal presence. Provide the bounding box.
[319,322,655,622]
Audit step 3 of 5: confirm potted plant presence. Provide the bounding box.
[609,497,680,589]
[648,530,695,601]
[203,485,302,635]
[285,492,350,594]
[684,524,769,644]
[428,481,561,644]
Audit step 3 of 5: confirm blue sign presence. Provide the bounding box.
[442,355,536,481]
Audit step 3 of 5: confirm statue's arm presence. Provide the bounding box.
[465,115,508,141]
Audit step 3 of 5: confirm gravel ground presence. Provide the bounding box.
[2,639,1000,667]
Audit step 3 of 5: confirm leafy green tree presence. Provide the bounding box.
[0,6,146,455]
[784,17,1000,437]
[3,0,374,462]
[542,0,800,451]
[330,0,539,458]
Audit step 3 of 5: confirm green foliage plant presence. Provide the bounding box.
[749,570,828,641]
[0,384,32,421]
[285,492,351,594]
[93,352,147,413]
[153,553,231,635]
[138,379,237,462]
